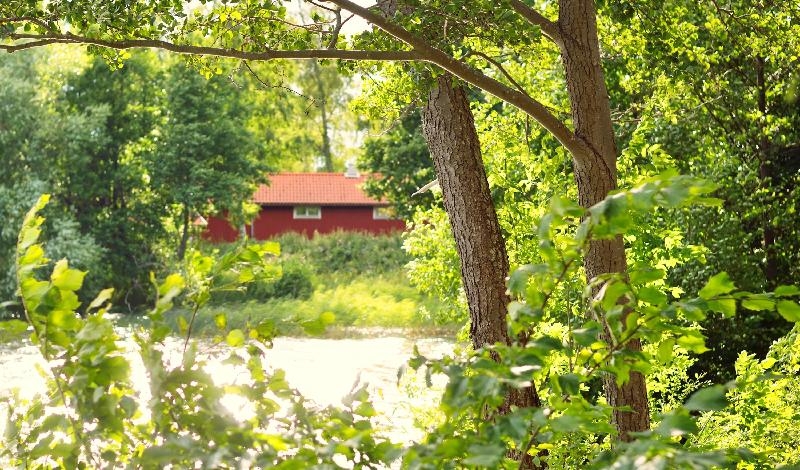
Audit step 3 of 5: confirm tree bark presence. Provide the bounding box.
[558,0,649,441]
[421,75,511,351]
[422,75,543,468]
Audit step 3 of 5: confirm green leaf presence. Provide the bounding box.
[158,273,185,299]
[572,325,600,346]
[637,286,667,305]
[226,329,246,347]
[741,296,774,311]
[463,443,505,467]
[355,401,376,417]
[177,315,189,334]
[260,241,281,256]
[214,313,227,329]
[698,272,735,300]
[51,260,86,292]
[707,298,736,317]
[599,280,630,311]
[319,311,336,325]
[18,242,46,265]
[507,264,547,296]
[557,373,581,395]
[630,268,666,285]
[655,412,698,437]
[86,288,114,312]
[684,385,728,411]
[774,285,800,297]
[776,300,800,322]
[657,338,675,363]
[677,332,708,353]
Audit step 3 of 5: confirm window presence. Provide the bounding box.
[373,206,394,220]
[293,206,321,219]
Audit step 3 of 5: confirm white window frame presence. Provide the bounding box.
[293,206,322,219]
[373,206,393,220]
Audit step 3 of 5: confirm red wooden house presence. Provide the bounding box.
[203,171,405,242]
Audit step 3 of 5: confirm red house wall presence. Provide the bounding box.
[203,205,405,241]
[204,214,240,242]
[252,206,404,238]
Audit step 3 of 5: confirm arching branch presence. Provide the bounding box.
[1,33,420,61]
[326,0,591,162]
[2,2,591,163]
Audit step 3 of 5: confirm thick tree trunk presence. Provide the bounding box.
[558,0,649,441]
[422,75,542,468]
[421,75,511,351]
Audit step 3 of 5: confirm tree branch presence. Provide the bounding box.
[0,16,53,31]
[2,33,420,61]
[468,49,528,96]
[2,3,591,163]
[507,0,563,49]
[326,0,592,162]
[0,38,62,52]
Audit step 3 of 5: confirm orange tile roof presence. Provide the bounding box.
[253,173,385,206]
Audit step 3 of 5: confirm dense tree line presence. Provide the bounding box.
[0,50,327,312]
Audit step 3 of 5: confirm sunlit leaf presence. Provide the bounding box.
[776,300,800,322]
[698,272,735,300]
[226,329,246,347]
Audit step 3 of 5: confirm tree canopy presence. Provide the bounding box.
[1,0,800,468]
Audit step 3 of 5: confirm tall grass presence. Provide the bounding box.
[176,232,458,338]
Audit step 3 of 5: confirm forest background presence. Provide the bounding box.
[1,0,800,468]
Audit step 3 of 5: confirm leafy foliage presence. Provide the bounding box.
[3,195,400,468]
[4,177,800,467]
[275,230,410,278]
[402,174,800,468]
[359,110,436,219]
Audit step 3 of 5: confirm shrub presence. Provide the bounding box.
[210,259,315,303]
[268,260,314,300]
[276,230,409,277]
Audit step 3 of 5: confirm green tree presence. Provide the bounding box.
[599,0,800,381]
[0,0,650,442]
[0,51,105,313]
[148,62,265,260]
[7,0,800,449]
[56,53,165,305]
[359,110,435,219]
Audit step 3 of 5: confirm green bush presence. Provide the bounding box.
[275,231,409,277]
[269,260,314,300]
[209,259,315,303]
[692,325,800,467]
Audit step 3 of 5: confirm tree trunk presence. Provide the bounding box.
[421,75,511,351]
[311,60,334,172]
[422,75,543,468]
[558,0,649,441]
[177,203,190,261]
[755,56,778,287]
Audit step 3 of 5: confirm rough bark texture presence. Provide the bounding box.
[422,75,542,467]
[558,0,650,440]
[421,75,512,351]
